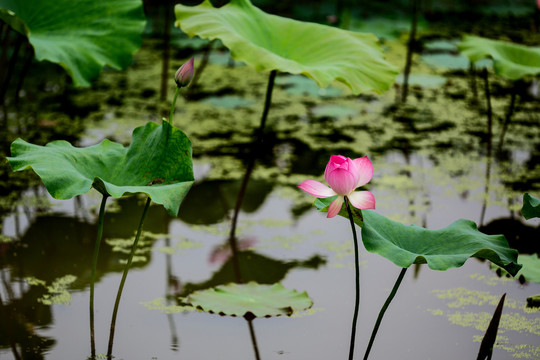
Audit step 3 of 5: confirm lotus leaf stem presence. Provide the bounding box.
[90,194,108,359]
[247,320,261,360]
[363,267,408,360]
[107,197,151,359]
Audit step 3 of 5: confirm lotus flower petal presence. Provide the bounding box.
[348,191,376,210]
[353,156,373,187]
[327,196,344,218]
[298,180,336,198]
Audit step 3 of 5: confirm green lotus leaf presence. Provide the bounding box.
[522,193,540,220]
[7,121,194,217]
[313,198,520,275]
[457,35,540,80]
[0,0,146,86]
[187,282,312,318]
[174,0,398,94]
[361,210,521,275]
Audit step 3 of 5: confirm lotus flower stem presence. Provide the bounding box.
[363,267,408,360]
[107,197,151,360]
[90,194,108,359]
[345,196,361,360]
[169,86,181,125]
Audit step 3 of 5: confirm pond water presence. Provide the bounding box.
[1,4,540,360]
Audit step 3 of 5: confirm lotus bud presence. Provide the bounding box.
[175,58,195,88]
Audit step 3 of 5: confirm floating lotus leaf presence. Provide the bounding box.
[174,0,398,94]
[314,198,521,275]
[7,121,194,217]
[187,282,312,318]
[0,0,146,86]
[458,35,540,80]
[522,193,540,220]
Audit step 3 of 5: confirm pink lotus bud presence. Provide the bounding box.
[175,58,195,88]
[324,155,361,196]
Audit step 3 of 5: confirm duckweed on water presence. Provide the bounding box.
[141,297,194,314]
[158,238,203,255]
[26,275,77,305]
[431,287,540,358]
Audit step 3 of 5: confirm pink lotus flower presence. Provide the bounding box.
[175,58,195,88]
[298,155,375,218]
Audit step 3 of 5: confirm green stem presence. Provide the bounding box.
[344,197,360,360]
[256,70,277,139]
[90,195,108,360]
[169,86,181,125]
[247,320,261,360]
[363,267,408,360]
[107,197,151,360]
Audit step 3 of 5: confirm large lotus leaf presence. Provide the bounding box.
[458,35,540,80]
[7,121,194,217]
[187,282,312,318]
[361,210,521,275]
[522,193,540,220]
[174,0,398,94]
[0,0,146,86]
[312,198,520,275]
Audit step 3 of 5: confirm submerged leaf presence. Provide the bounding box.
[8,121,194,216]
[187,282,312,318]
[522,193,540,220]
[458,35,540,80]
[361,210,521,275]
[175,0,398,94]
[0,0,146,86]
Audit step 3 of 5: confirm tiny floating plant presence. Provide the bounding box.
[6,58,196,360]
